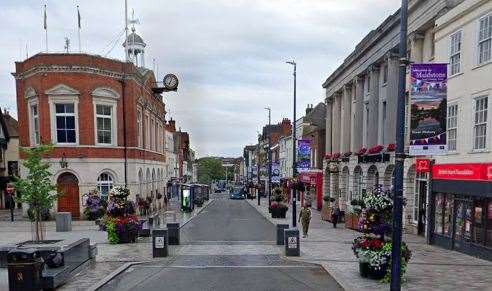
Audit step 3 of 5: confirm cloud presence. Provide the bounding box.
[0,0,399,157]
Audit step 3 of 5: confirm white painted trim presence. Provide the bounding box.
[93,99,118,146]
[91,87,120,100]
[27,98,39,146]
[48,95,80,145]
[45,84,80,96]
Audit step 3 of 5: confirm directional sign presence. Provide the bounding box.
[288,237,297,249]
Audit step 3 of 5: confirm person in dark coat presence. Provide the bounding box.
[331,205,341,228]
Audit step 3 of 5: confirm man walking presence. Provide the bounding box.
[331,204,340,228]
[299,205,312,238]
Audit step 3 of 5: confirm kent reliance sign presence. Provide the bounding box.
[432,163,492,182]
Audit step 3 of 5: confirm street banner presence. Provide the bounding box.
[297,140,311,173]
[272,162,280,183]
[409,63,448,156]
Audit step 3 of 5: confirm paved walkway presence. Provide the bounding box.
[0,198,213,291]
[247,198,492,291]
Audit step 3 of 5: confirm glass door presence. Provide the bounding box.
[417,180,428,235]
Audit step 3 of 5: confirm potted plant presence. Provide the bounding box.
[83,189,106,221]
[269,188,288,218]
[13,145,61,241]
[351,186,412,282]
[345,199,362,230]
[104,186,140,244]
[321,194,331,221]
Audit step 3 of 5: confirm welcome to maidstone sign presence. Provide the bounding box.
[432,163,492,182]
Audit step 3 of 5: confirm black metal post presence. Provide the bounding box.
[287,61,297,228]
[266,107,272,209]
[257,145,261,206]
[390,1,408,290]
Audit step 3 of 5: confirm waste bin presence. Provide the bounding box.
[152,228,169,258]
[167,223,180,245]
[55,212,72,232]
[284,228,300,256]
[7,248,44,291]
[276,224,289,245]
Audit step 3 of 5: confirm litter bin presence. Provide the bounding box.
[167,223,180,245]
[55,212,72,232]
[284,228,300,256]
[152,228,169,258]
[276,224,289,245]
[7,248,44,291]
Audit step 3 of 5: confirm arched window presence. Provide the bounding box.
[97,172,114,197]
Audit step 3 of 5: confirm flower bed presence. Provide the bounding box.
[83,190,106,221]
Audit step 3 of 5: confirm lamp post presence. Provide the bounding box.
[265,107,272,209]
[286,60,297,228]
[390,0,408,290]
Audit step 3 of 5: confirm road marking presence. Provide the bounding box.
[139,265,320,269]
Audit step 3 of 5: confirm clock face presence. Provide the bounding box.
[163,74,179,90]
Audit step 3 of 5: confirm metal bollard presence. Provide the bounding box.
[276,224,290,245]
[284,228,300,256]
[152,228,169,258]
[167,223,180,245]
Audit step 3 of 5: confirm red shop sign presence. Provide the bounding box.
[432,163,492,182]
[416,159,431,173]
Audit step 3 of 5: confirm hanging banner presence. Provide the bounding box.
[272,162,280,183]
[409,63,448,156]
[297,140,311,173]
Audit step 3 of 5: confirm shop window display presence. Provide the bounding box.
[487,201,492,248]
[435,193,444,234]
[444,196,453,237]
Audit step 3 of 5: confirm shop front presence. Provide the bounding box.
[298,170,323,210]
[430,163,492,261]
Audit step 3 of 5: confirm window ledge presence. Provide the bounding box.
[54,143,79,147]
[448,72,463,80]
[446,151,459,155]
[472,60,492,71]
[468,149,490,154]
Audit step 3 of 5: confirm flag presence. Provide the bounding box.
[77,6,81,29]
[43,5,47,30]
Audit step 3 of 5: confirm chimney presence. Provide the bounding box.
[280,118,291,136]
[305,104,313,115]
[166,118,176,132]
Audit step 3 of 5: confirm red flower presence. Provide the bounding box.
[332,153,341,160]
[324,154,332,160]
[356,148,367,156]
[386,143,396,152]
[368,145,384,154]
[370,239,384,250]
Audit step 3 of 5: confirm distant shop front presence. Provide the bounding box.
[430,163,492,261]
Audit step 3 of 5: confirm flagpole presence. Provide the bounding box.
[44,5,48,52]
[124,0,129,61]
[77,6,81,52]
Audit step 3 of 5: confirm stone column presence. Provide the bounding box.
[325,96,333,154]
[385,52,400,146]
[340,84,352,154]
[353,76,364,152]
[368,65,380,147]
[409,32,425,63]
[332,92,342,154]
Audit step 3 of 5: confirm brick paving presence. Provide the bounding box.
[246,198,492,291]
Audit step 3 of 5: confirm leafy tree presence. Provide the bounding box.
[197,157,225,185]
[14,145,61,241]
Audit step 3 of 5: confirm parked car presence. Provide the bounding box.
[229,187,246,200]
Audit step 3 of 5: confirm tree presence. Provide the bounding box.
[14,145,60,241]
[197,157,225,185]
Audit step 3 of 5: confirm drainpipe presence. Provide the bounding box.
[120,63,128,187]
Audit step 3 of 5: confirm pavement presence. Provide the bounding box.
[96,193,343,291]
[246,198,492,291]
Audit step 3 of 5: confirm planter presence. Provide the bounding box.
[345,213,359,230]
[118,230,138,243]
[271,207,287,218]
[359,261,388,280]
[321,204,331,221]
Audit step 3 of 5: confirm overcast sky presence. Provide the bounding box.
[0,0,400,157]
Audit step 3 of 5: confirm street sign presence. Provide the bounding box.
[288,236,297,249]
[155,237,164,248]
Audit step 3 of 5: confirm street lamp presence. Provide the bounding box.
[265,107,272,209]
[286,60,297,228]
[390,0,408,290]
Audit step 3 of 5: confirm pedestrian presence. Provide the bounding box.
[331,204,340,228]
[299,205,312,238]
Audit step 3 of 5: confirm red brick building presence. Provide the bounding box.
[14,52,167,218]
